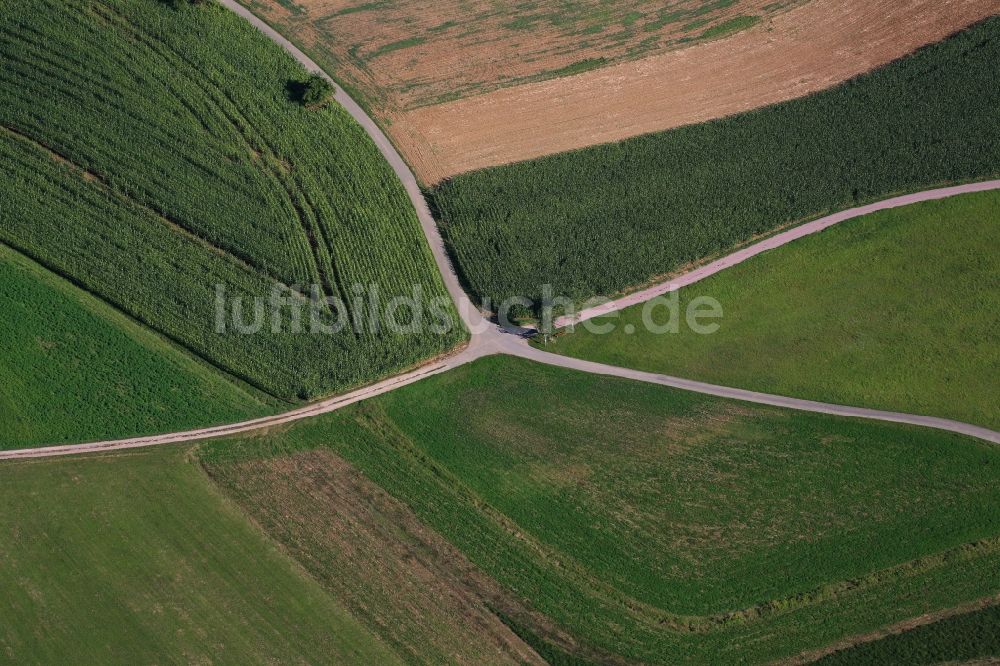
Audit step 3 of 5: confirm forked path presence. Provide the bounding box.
[2,4,995,461]
[2,328,996,461]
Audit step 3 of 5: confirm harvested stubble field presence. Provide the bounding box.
[401,0,1000,182]
[239,0,800,112]
[542,192,1000,431]
[202,355,1000,664]
[0,0,464,407]
[428,17,1000,313]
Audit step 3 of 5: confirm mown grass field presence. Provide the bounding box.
[202,355,1000,663]
[428,17,1000,313]
[0,244,275,448]
[0,0,464,404]
[815,602,1000,665]
[542,191,1000,429]
[0,446,399,663]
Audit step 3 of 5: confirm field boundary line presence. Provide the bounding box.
[0,123,311,299]
[555,179,1000,328]
[512,344,1000,444]
[0,239,279,406]
[780,592,1000,665]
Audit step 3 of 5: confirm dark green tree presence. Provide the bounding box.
[300,75,334,109]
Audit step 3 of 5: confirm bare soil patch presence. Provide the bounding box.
[394,0,998,183]
[205,448,572,664]
[245,0,798,112]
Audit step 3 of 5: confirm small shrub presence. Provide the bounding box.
[160,0,207,7]
[300,75,335,109]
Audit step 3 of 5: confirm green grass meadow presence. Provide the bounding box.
[0,244,275,448]
[0,446,399,664]
[543,190,1000,429]
[202,355,1000,663]
[428,17,1000,312]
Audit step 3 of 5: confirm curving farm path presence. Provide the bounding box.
[555,179,1000,328]
[2,2,996,461]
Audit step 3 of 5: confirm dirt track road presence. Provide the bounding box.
[556,179,1000,328]
[2,324,996,461]
[3,3,995,460]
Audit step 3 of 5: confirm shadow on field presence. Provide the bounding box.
[284,79,309,104]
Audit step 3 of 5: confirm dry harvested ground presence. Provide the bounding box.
[243,0,799,111]
[203,448,581,664]
[394,0,998,182]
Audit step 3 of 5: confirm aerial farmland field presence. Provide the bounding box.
[0,0,464,406]
[235,0,995,183]
[238,0,804,111]
[1,0,997,662]
[429,17,1000,312]
[0,244,275,448]
[542,190,1000,429]
[202,356,1000,663]
[814,602,1000,665]
[0,446,398,662]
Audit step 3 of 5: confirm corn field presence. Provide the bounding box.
[0,0,464,401]
[428,17,1000,313]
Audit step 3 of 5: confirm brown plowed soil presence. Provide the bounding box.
[393,0,999,183]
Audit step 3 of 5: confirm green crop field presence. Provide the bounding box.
[816,602,1000,665]
[0,446,399,663]
[541,191,1000,429]
[203,447,545,664]
[0,244,274,448]
[0,0,464,404]
[201,355,1000,663]
[428,17,1000,314]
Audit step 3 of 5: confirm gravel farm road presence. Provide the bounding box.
[2,3,995,460]
[555,179,1000,328]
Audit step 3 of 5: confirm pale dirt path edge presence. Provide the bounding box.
[3,3,996,461]
[556,179,1000,328]
[217,0,482,334]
